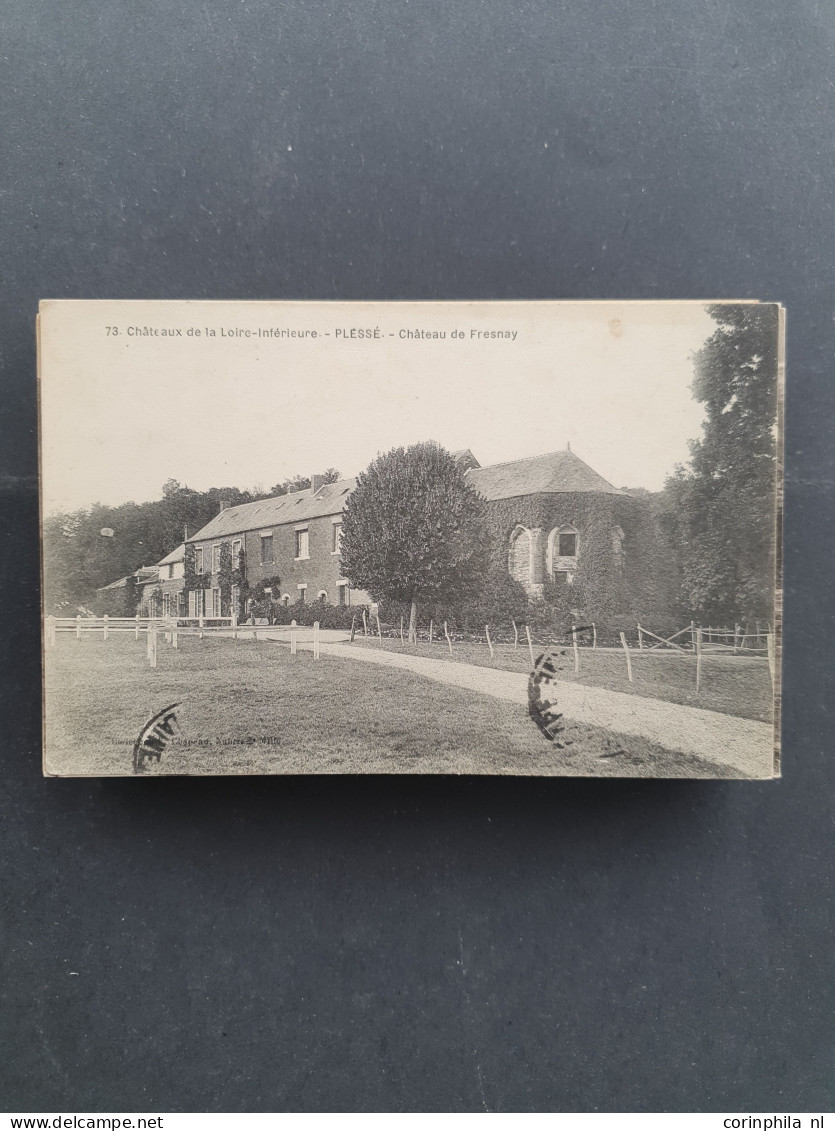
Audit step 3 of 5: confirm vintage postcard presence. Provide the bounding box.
[39,300,783,778]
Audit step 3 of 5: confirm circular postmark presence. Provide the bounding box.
[528,649,571,745]
[132,702,182,773]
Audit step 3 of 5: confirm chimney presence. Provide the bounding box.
[183,523,189,541]
[219,498,230,512]
[311,474,326,493]
[286,484,298,495]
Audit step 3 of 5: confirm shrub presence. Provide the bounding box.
[268,600,367,630]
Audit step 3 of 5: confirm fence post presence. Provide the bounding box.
[485,625,494,659]
[637,623,643,651]
[619,631,633,682]
[695,628,702,692]
[350,614,356,643]
[76,614,82,639]
[232,611,237,639]
[400,616,405,645]
[362,609,368,637]
[103,614,109,640]
[429,619,434,646]
[290,619,297,656]
[525,625,534,669]
[572,625,579,674]
[690,620,696,650]
[734,623,741,654]
[313,620,320,661]
[376,612,383,644]
[512,620,519,652]
[148,629,157,668]
[443,620,453,655]
[592,622,597,650]
[135,614,140,640]
[172,628,178,649]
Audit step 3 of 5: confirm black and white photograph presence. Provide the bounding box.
[40,298,782,779]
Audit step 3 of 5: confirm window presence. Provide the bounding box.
[558,532,577,557]
[191,589,205,618]
[212,544,222,574]
[282,594,290,606]
[317,590,328,603]
[553,570,570,586]
[260,534,273,564]
[295,528,309,559]
[297,585,307,603]
[231,538,242,566]
[508,526,531,586]
[163,593,171,617]
[195,547,204,574]
[168,563,175,579]
[547,526,579,577]
[212,588,221,617]
[337,583,349,607]
[332,522,342,554]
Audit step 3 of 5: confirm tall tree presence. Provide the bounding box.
[661,304,780,623]
[340,442,489,641]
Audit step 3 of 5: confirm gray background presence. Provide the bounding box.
[2,0,833,1113]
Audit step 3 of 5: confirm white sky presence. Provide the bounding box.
[39,300,719,514]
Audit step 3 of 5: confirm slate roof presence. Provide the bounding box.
[96,566,157,593]
[187,449,621,543]
[157,543,185,566]
[187,479,357,542]
[465,449,623,501]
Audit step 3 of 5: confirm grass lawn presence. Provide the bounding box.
[345,636,773,723]
[43,635,744,778]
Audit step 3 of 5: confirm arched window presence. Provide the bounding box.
[317,590,328,603]
[508,526,532,587]
[547,525,579,578]
[281,593,291,606]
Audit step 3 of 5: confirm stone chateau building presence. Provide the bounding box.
[102,446,652,618]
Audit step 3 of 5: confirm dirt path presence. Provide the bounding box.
[262,632,775,777]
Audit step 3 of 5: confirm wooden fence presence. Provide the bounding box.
[45,614,324,667]
[350,616,776,692]
[45,613,775,688]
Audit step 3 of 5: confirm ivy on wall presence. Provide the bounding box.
[183,543,211,597]
[232,548,249,620]
[248,574,283,619]
[123,574,140,616]
[484,492,669,622]
[217,542,233,617]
